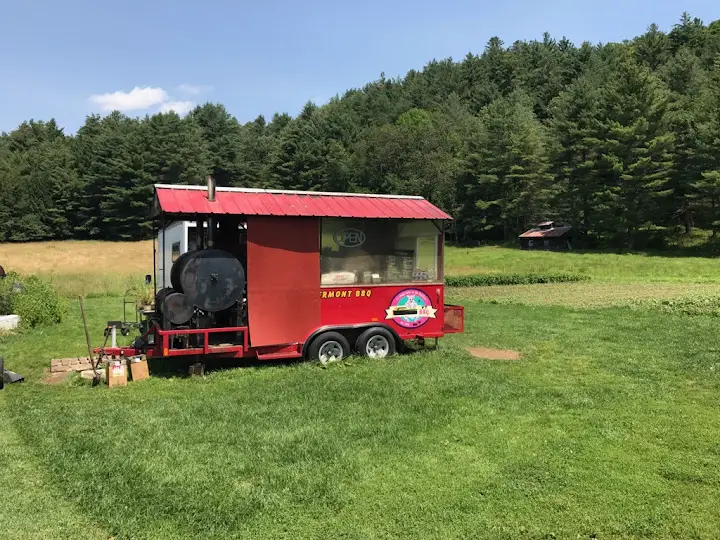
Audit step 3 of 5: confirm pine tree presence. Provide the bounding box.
[594,52,674,248]
[0,120,78,241]
[634,23,671,70]
[548,74,604,238]
[462,91,553,241]
[235,116,273,188]
[267,114,326,191]
[0,137,11,241]
[186,103,242,186]
[74,112,145,240]
[692,55,720,238]
[661,48,706,233]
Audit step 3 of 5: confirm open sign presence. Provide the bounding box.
[333,228,366,248]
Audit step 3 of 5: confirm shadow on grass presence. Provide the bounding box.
[143,339,436,378]
[145,356,303,378]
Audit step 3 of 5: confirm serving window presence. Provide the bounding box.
[320,218,442,286]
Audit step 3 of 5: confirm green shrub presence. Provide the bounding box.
[445,273,590,287]
[0,274,14,315]
[0,272,68,328]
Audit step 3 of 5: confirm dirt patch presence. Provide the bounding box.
[466,347,522,360]
[42,369,70,385]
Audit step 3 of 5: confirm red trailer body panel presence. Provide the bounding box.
[318,284,445,339]
[246,215,320,347]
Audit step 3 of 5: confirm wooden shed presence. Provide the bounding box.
[518,221,573,251]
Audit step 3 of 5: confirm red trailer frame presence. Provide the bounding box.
[96,183,464,362]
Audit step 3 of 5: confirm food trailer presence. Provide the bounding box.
[96,178,464,364]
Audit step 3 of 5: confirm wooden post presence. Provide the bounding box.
[79,296,100,385]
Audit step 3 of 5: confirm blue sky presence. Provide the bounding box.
[0,0,717,134]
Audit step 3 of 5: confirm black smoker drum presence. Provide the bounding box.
[170,249,245,312]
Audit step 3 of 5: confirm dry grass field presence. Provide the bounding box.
[3,240,720,301]
[0,240,153,297]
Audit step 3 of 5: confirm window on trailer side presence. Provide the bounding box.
[171,241,181,262]
[320,218,441,286]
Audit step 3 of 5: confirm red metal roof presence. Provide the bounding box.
[153,184,452,220]
[518,226,572,238]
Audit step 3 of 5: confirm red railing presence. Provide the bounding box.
[150,325,249,357]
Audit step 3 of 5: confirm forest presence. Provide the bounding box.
[1,12,719,249]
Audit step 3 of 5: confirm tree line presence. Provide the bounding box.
[1,13,720,249]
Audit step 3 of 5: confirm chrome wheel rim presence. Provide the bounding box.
[366,335,390,359]
[318,340,344,365]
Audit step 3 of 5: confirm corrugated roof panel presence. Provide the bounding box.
[293,194,315,216]
[154,185,452,220]
[222,192,242,215]
[518,226,572,239]
[287,194,309,216]
[397,198,423,218]
[307,195,335,217]
[323,196,348,218]
[253,192,284,215]
[348,197,377,219]
[242,192,270,215]
[379,196,403,218]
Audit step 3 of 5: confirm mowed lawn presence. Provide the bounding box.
[2,304,720,537]
[2,244,720,538]
[447,245,720,282]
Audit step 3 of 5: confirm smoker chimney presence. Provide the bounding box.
[207,175,216,202]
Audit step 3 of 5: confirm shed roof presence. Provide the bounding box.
[518,225,572,239]
[153,184,452,220]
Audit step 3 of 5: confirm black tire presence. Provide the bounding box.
[355,327,396,359]
[307,331,351,365]
[0,356,4,390]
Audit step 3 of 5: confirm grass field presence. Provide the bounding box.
[0,240,153,297]
[446,245,720,283]
[2,242,720,538]
[3,240,720,297]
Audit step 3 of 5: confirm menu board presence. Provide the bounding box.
[385,252,415,283]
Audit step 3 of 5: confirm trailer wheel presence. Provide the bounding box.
[355,327,396,359]
[0,356,4,390]
[307,332,350,366]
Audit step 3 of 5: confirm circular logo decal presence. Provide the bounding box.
[385,289,437,329]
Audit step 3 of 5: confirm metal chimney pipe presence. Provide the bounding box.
[207,175,216,202]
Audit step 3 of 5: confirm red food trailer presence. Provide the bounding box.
[96,179,464,364]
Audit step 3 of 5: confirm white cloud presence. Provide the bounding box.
[89,86,168,112]
[159,100,195,116]
[177,83,213,95]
